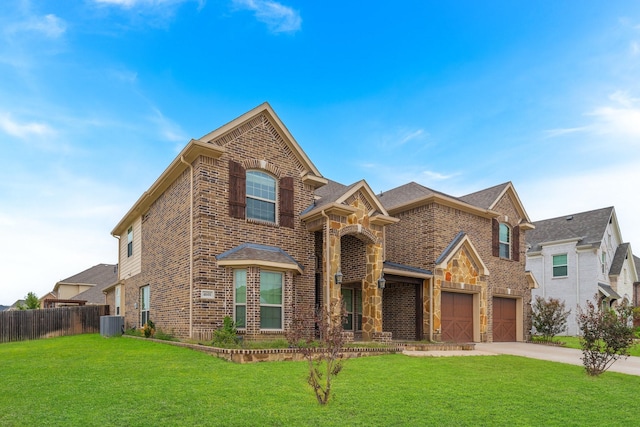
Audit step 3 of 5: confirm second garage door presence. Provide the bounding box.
[493,297,517,342]
[441,292,473,342]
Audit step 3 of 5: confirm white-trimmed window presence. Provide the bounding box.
[140,285,150,326]
[115,286,121,316]
[246,171,276,223]
[552,254,568,277]
[341,288,362,331]
[127,226,133,257]
[499,223,511,259]
[260,271,283,329]
[234,269,247,329]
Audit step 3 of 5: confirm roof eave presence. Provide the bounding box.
[387,193,499,219]
[112,139,225,236]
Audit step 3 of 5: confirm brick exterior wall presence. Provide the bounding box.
[117,113,318,340]
[382,282,417,340]
[385,191,532,342]
[111,105,531,343]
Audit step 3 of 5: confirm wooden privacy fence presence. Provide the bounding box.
[0,305,109,343]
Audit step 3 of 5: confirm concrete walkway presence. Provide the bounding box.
[404,342,640,377]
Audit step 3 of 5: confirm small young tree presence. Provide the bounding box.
[531,296,570,341]
[287,298,347,405]
[577,296,635,376]
[18,292,40,310]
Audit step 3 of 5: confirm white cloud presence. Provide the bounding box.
[149,107,187,142]
[520,164,640,251]
[232,0,301,34]
[0,169,130,305]
[400,129,426,145]
[544,91,640,141]
[421,170,458,182]
[0,113,55,139]
[5,14,67,38]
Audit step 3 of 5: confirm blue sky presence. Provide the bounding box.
[2,0,640,305]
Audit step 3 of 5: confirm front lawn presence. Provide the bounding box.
[1,334,639,426]
[551,336,640,357]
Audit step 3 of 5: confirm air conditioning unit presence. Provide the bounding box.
[100,315,124,337]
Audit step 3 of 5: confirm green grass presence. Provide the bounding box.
[1,335,640,426]
[552,336,640,356]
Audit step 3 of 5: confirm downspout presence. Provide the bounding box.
[429,276,434,342]
[180,156,194,338]
[320,210,330,316]
[575,248,580,335]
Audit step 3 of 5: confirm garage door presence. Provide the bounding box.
[493,297,516,342]
[441,292,473,342]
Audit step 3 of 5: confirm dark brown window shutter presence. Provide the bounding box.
[512,225,520,261]
[229,160,246,219]
[279,176,294,229]
[492,218,499,257]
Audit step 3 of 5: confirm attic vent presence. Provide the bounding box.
[566,216,573,221]
[200,290,215,299]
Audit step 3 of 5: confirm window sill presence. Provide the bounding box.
[246,218,279,228]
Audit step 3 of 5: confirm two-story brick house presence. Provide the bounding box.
[379,181,536,342]
[107,102,535,343]
[526,206,638,335]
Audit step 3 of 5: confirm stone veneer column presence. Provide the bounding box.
[362,242,388,342]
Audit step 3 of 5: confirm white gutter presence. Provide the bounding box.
[180,156,194,338]
[320,210,330,319]
[429,277,434,342]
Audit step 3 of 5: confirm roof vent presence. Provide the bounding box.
[566,215,573,221]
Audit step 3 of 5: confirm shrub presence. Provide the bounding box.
[531,296,570,342]
[576,296,635,376]
[142,320,155,338]
[212,316,240,348]
[287,298,347,405]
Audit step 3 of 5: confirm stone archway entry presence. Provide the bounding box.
[441,292,473,342]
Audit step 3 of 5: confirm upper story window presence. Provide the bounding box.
[127,227,133,258]
[499,223,511,259]
[492,219,520,261]
[601,251,606,274]
[552,254,568,277]
[246,171,277,223]
[228,160,295,228]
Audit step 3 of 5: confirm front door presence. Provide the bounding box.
[341,288,362,332]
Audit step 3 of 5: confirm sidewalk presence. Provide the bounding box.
[404,342,640,377]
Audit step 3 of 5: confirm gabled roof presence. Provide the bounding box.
[52,264,118,304]
[112,103,327,236]
[460,181,532,224]
[55,264,118,291]
[216,243,303,274]
[378,181,499,219]
[527,207,615,252]
[302,179,398,227]
[435,232,489,276]
[609,243,630,277]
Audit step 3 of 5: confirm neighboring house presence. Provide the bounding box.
[43,264,118,308]
[379,181,536,342]
[107,102,534,343]
[635,256,640,308]
[526,207,638,335]
[7,300,25,311]
[0,305,9,311]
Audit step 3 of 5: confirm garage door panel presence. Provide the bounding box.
[493,297,516,342]
[441,292,474,342]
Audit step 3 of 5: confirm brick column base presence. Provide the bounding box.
[372,331,392,343]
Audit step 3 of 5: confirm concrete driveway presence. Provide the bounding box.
[404,342,640,377]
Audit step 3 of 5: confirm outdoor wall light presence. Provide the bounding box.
[377,273,386,289]
[335,268,343,285]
